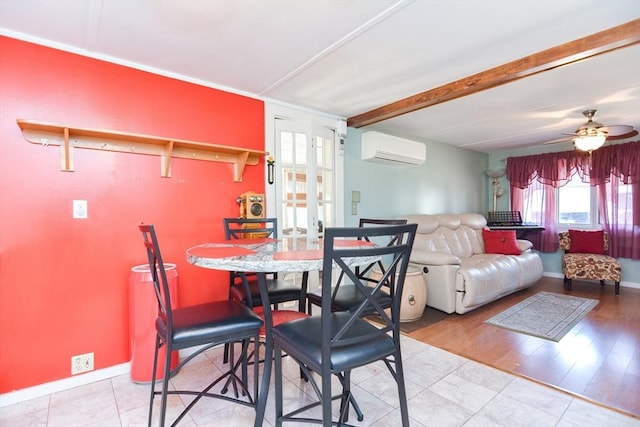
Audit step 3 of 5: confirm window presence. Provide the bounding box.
[507,141,639,258]
[557,174,596,227]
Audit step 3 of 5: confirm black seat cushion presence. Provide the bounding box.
[273,312,395,373]
[156,301,263,350]
[234,276,303,306]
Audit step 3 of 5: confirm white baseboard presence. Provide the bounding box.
[0,347,202,408]
[542,272,639,289]
[0,362,130,408]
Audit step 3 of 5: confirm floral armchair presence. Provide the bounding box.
[559,230,621,295]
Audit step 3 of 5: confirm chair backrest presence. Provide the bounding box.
[359,218,408,227]
[224,218,280,306]
[138,224,173,330]
[320,224,417,353]
[224,217,278,240]
[558,231,610,253]
[357,218,408,280]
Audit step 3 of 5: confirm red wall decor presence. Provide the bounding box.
[0,36,265,393]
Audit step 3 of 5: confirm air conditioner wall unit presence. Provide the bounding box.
[361,131,426,166]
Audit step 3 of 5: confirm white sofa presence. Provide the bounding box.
[404,213,543,314]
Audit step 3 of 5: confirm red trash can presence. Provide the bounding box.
[129,263,179,383]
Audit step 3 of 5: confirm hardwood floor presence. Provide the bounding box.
[408,276,640,418]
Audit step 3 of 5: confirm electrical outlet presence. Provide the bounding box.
[351,202,358,215]
[71,352,94,375]
[73,200,88,219]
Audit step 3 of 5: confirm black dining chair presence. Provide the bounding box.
[273,223,417,426]
[223,217,310,379]
[222,217,307,366]
[224,217,308,312]
[306,218,408,315]
[138,224,263,427]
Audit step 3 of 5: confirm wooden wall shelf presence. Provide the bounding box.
[17,119,267,182]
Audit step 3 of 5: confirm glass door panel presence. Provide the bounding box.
[279,128,309,237]
[275,119,338,294]
[276,120,336,239]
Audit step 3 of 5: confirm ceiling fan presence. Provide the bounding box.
[543,109,637,152]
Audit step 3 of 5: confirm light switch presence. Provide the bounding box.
[352,190,360,203]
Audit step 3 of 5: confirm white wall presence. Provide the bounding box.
[343,127,488,226]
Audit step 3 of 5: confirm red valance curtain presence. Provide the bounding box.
[507,141,640,189]
[590,140,640,185]
[506,141,640,259]
[507,150,587,189]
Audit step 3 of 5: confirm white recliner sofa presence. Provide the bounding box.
[404,213,543,314]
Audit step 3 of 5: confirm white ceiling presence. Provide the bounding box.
[1,0,639,153]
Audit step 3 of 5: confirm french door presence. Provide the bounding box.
[274,118,339,240]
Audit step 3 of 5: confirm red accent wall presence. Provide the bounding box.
[0,36,265,393]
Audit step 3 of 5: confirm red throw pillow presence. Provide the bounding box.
[482,229,521,255]
[568,229,605,254]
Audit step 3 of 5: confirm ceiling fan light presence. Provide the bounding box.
[574,134,606,151]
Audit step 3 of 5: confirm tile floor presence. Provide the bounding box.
[1,335,638,426]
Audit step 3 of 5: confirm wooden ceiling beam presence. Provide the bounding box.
[347,19,640,128]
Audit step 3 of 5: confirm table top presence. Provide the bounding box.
[186,237,380,272]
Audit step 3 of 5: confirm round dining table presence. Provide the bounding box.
[186,236,379,427]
